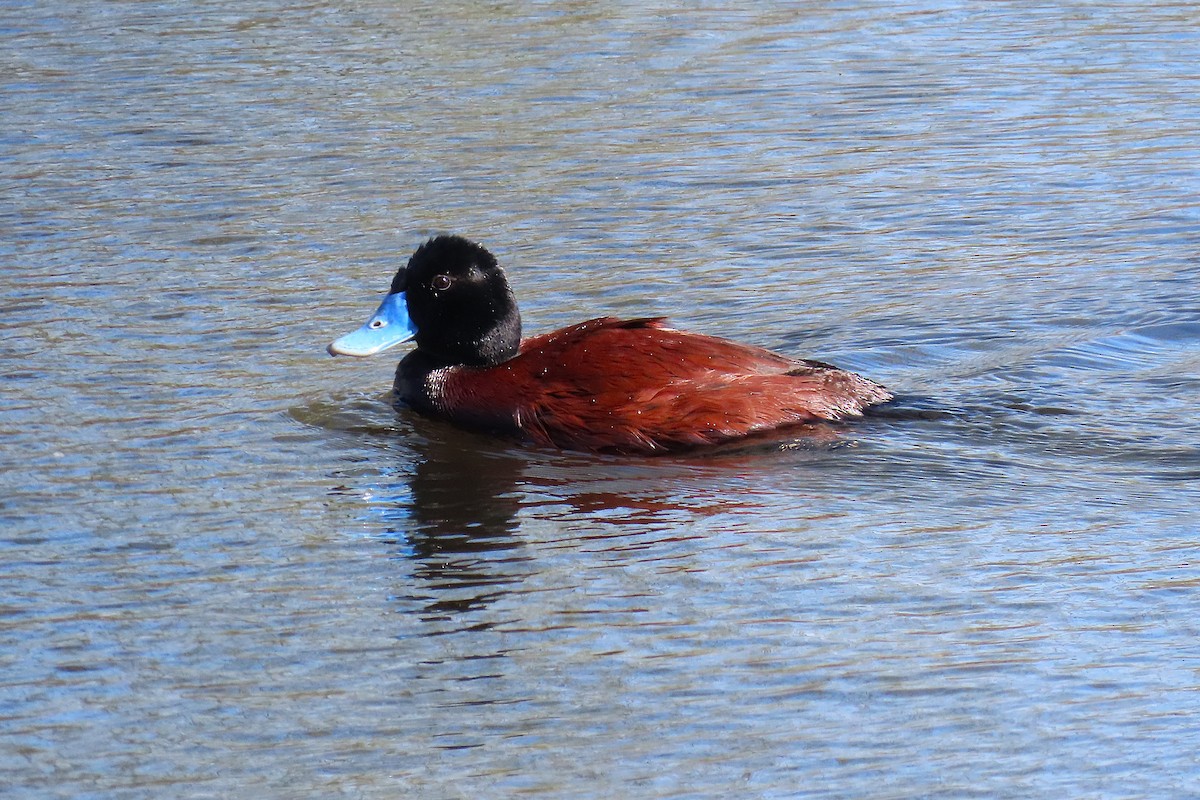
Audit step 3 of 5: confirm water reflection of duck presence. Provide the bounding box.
[329,235,891,454]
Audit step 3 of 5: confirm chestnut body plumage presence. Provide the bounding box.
[329,236,892,454]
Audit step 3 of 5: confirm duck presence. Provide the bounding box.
[328,235,892,454]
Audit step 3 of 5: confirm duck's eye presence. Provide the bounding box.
[430,274,453,291]
[369,319,385,329]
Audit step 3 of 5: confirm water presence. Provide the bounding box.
[3,1,1199,797]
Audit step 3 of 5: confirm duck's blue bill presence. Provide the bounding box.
[327,292,416,357]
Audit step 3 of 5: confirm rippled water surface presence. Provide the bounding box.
[4,1,1200,797]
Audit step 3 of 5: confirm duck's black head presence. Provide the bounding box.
[328,235,522,367]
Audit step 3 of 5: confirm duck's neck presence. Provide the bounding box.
[470,309,522,366]
[394,350,444,414]
[424,309,520,368]
[395,310,522,412]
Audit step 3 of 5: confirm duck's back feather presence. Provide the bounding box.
[428,317,891,454]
